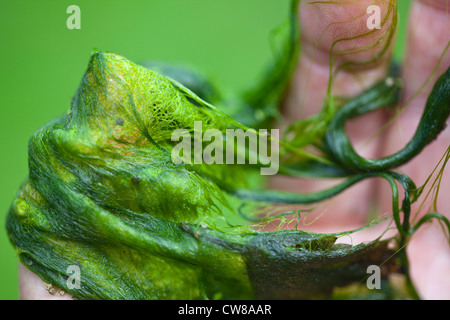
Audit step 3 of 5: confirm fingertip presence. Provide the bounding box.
[286,0,396,119]
[299,0,396,67]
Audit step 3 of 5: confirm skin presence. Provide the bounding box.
[273,0,450,299]
[19,0,450,299]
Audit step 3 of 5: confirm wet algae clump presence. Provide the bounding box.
[6,0,450,300]
[5,52,398,300]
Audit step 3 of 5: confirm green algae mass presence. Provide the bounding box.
[6,51,404,300]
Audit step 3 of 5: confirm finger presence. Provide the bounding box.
[377,0,450,299]
[19,263,73,300]
[283,0,396,120]
[379,0,450,238]
[272,0,397,230]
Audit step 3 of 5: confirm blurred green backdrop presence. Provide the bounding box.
[0,0,411,300]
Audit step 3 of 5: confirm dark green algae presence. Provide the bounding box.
[6,52,402,300]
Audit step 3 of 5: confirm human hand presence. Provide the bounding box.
[19,0,450,300]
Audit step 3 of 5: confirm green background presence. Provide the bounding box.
[0,0,411,300]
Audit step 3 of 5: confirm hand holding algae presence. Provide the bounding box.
[7,0,450,299]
